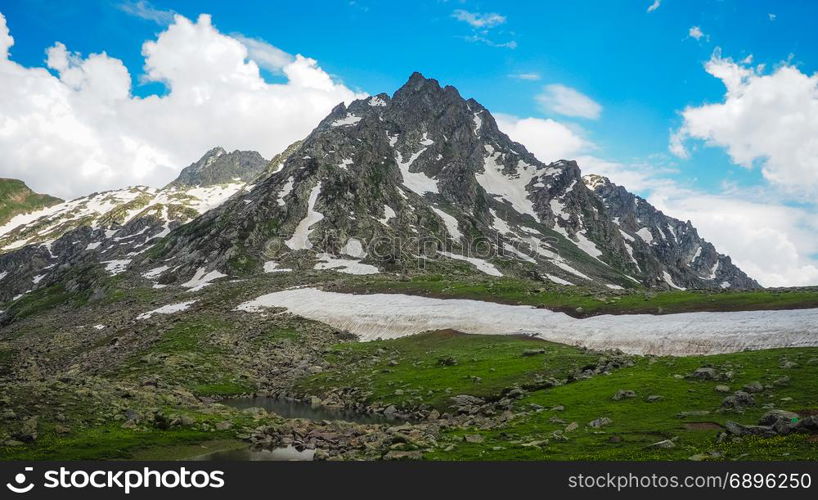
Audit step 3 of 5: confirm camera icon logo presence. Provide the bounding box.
[6,467,34,494]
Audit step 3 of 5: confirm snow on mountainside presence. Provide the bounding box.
[0,148,268,302]
[136,72,758,292]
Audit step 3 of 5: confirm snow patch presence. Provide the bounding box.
[636,227,654,244]
[235,288,818,356]
[439,251,503,277]
[137,300,197,320]
[342,238,366,258]
[285,183,324,250]
[396,147,438,195]
[314,254,379,275]
[264,261,292,273]
[432,208,463,240]
[143,265,169,279]
[331,114,361,127]
[102,259,131,276]
[277,177,295,206]
[181,268,227,292]
[662,271,686,290]
[378,205,396,225]
[476,145,538,220]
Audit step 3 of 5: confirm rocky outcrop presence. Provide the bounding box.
[166,147,268,188]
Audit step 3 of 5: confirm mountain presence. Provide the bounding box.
[0,178,62,226]
[0,149,269,303]
[140,72,758,291]
[166,147,267,188]
[583,174,758,289]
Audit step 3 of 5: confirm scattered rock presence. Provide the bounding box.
[690,367,718,380]
[588,417,613,428]
[722,391,755,409]
[464,434,484,443]
[714,385,731,393]
[612,389,637,401]
[647,439,676,449]
[645,395,664,403]
[742,381,764,393]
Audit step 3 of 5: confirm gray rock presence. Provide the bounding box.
[612,389,637,401]
[588,417,613,428]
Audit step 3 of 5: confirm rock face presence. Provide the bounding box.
[583,174,759,289]
[0,150,268,303]
[166,147,268,188]
[0,178,62,226]
[144,72,758,291]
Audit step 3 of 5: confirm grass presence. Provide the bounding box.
[0,425,233,461]
[116,316,255,397]
[295,331,818,460]
[0,178,62,226]
[296,331,602,410]
[4,285,87,320]
[341,275,818,317]
[426,346,818,461]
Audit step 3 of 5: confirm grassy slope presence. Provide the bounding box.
[297,332,818,461]
[337,275,818,317]
[296,332,600,409]
[0,178,62,226]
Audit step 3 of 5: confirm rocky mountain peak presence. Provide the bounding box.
[139,72,759,292]
[166,147,267,189]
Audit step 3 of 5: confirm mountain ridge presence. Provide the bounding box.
[137,72,758,291]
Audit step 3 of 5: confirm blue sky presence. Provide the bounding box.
[0,0,817,286]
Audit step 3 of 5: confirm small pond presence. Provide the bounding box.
[220,396,397,425]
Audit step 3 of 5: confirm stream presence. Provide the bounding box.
[190,396,393,461]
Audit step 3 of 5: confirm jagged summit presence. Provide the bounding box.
[166,147,268,188]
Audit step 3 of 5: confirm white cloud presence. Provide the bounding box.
[494,113,590,163]
[451,9,506,29]
[688,26,705,41]
[647,0,661,13]
[0,12,363,199]
[232,35,294,74]
[647,187,818,287]
[509,72,541,81]
[117,0,174,24]
[536,84,602,119]
[768,13,776,21]
[671,51,818,196]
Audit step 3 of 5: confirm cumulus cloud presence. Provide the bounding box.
[671,51,818,196]
[0,12,363,199]
[648,187,818,287]
[688,26,706,41]
[494,113,591,163]
[536,84,602,119]
[451,10,506,29]
[647,1,661,13]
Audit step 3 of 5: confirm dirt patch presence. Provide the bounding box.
[795,408,818,416]
[683,422,723,430]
